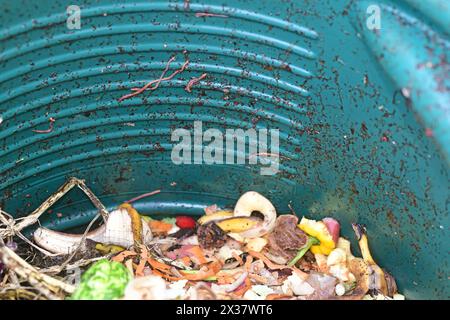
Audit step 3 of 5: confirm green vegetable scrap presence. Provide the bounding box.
[161,217,176,224]
[141,215,176,225]
[70,259,132,300]
[288,236,320,267]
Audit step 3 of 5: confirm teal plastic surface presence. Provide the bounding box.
[0,0,448,299]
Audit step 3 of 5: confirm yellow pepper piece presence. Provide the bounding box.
[298,217,335,255]
[311,245,333,255]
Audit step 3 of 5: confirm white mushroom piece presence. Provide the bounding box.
[232,191,277,238]
[33,203,152,255]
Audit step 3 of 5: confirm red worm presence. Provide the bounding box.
[118,56,190,102]
[128,59,190,93]
[195,12,228,18]
[185,73,207,92]
[32,117,56,134]
[125,189,161,204]
[118,56,177,102]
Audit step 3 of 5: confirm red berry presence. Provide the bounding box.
[176,216,197,229]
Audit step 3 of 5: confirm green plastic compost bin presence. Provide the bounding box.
[0,0,448,299]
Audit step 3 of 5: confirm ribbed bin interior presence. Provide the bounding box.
[0,0,448,299]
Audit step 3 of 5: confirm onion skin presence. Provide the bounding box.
[224,272,248,292]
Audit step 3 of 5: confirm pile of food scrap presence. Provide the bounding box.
[0,179,404,300]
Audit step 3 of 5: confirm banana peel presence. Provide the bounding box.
[352,223,388,296]
[216,217,260,233]
[198,210,234,225]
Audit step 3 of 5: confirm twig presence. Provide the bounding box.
[16,231,57,257]
[40,255,109,274]
[0,287,45,300]
[195,12,228,18]
[7,269,20,287]
[0,177,108,238]
[287,203,296,216]
[55,213,101,273]
[185,73,207,92]
[119,55,190,102]
[125,190,161,204]
[0,209,57,257]
[32,117,55,134]
[0,237,75,299]
[74,178,109,221]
